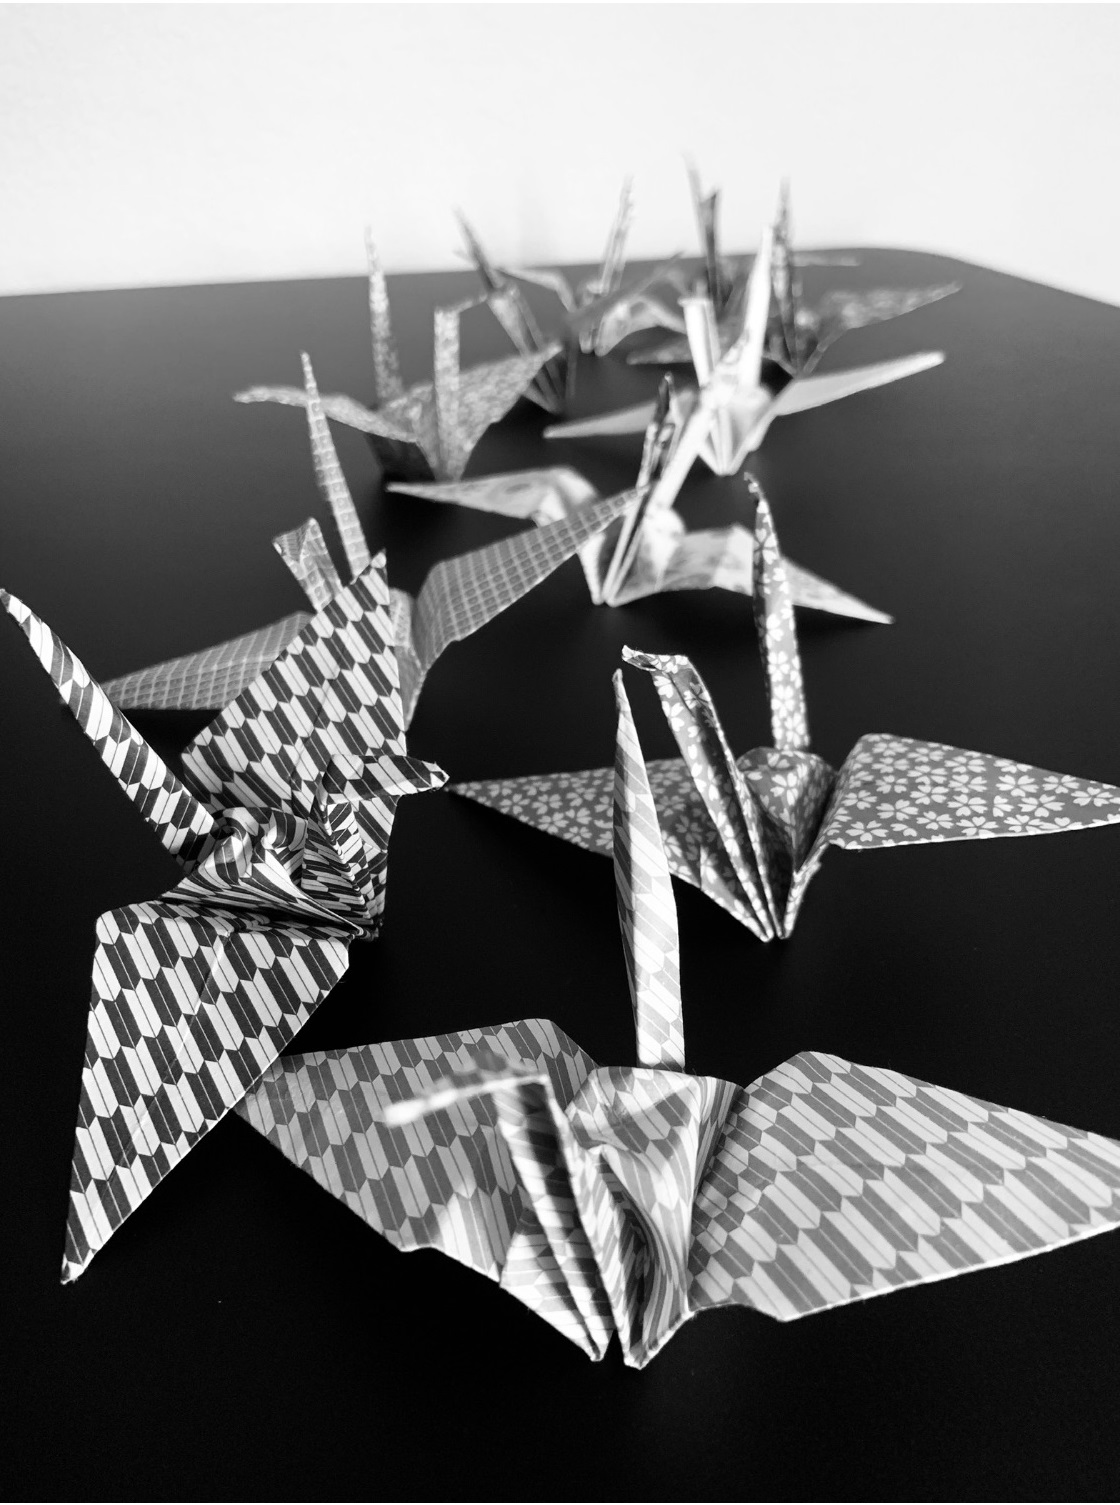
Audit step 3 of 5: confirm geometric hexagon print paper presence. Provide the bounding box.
[391,383,892,621]
[238,665,1120,1368]
[453,495,1120,940]
[105,354,635,725]
[1,550,446,1282]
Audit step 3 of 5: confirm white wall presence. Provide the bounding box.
[2,2,1119,302]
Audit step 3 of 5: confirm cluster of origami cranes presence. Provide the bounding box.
[10,176,1120,1369]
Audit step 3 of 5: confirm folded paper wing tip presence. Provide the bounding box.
[372,753,448,797]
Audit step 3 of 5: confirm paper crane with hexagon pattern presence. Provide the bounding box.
[106,354,633,727]
[389,379,890,621]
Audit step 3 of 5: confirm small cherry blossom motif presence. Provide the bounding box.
[454,516,1120,940]
[998,771,1039,796]
[960,818,1004,838]
[843,820,889,845]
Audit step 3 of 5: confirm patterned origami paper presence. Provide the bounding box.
[546,223,947,475]
[106,355,633,724]
[238,667,1120,1369]
[235,233,560,481]
[456,211,570,415]
[630,174,958,374]
[454,496,1120,941]
[1,552,448,1282]
[389,379,890,623]
[456,180,686,410]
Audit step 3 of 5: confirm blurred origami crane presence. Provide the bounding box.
[238,662,1120,1368]
[547,223,947,474]
[235,234,560,481]
[460,175,686,379]
[389,378,890,622]
[631,174,958,376]
[456,179,686,410]
[107,355,633,725]
[2,550,448,1282]
[454,497,1120,941]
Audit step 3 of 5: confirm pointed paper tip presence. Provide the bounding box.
[744,473,770,528]
[60,1254,82,1285]
[453,206,477,247]
[757,220,775,262]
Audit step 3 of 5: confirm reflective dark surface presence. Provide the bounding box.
[4,253,1120,1499]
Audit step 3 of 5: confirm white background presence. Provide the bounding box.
[2,2,1119,301]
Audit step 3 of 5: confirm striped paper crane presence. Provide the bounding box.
[452,494,1120,941]
[237,667,1120,1368]
[2,554,447,1281]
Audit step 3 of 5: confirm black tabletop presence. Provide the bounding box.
[3,251,1120,1501]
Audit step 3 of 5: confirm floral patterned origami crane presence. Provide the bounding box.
[237,662,1120,1368]
[453,495,1120,941]
[235,233,560,481]
[390,378,891,621]
[1,549,447,1282]
[107,355,633,725]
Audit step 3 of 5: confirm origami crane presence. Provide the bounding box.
[456,211,570,415]
[631,174,958,375]
[1,551,448,1282]
[389,379,891,623]
[235,233,560,481]
[459,178,688,379]
[107,355,633,725]
[545,224,947,476]
[238,665,1120,1368]
[454,496,1120,941]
